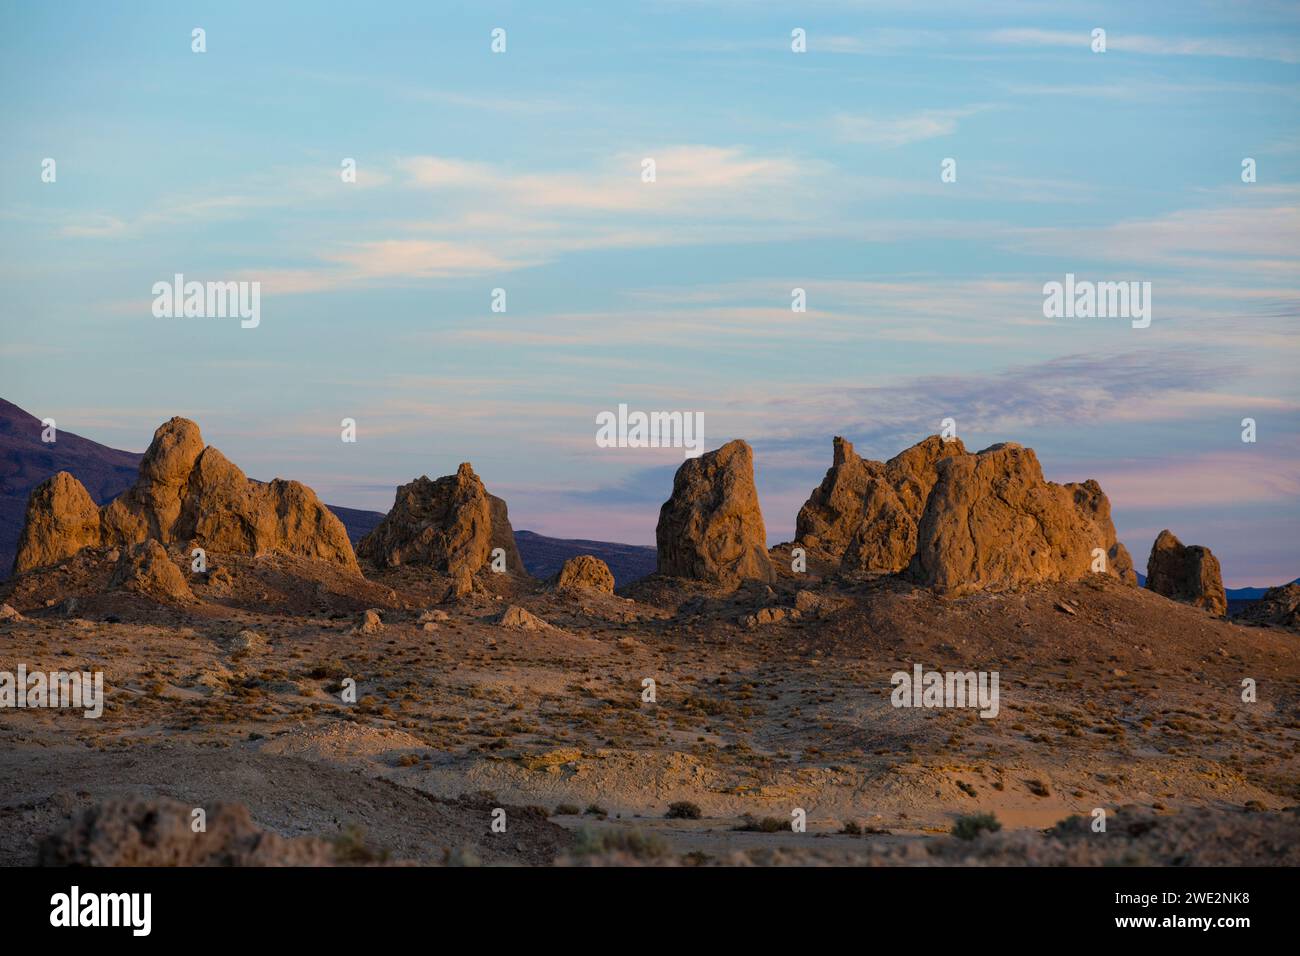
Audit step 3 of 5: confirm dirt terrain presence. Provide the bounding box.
[2,546,1296,866]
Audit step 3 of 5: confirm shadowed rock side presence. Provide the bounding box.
[357,463,526,579]
[1234,582,1300,629]
[656,439,774,586]
[1146,529,1227,616]
[13,418,357,575]
[109,539,195,604]
[908,442,1136,596]
[796,435,968,572]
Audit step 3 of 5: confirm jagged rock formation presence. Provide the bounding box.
[12,472,102,573]
[908,442,1136,596]
[656,440,774,586]
[797,435,968,572]
[12,418,358,575]
[1145,529,1227,616]
[357,463,525,578]
[1234,583,1300,629]
[554,554,616,593]
[109,540,194,604]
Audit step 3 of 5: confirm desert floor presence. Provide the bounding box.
[2,549,1297,866]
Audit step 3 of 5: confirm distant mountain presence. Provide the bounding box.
[0,398,144,578]
[1135,571,1296,615]
[0,398,658,586]
[512,529,657,587]
[326,504,385,545]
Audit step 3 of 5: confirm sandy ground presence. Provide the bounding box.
[1,547,1297,865]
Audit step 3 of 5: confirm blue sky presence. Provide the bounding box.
[1,0,1297,585]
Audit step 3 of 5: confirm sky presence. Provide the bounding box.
[1,0,1297,587]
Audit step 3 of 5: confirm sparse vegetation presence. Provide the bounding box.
[571,827,668,861]
[735,813,785,833]
[952,813,1002,840]
[666,801,702,819]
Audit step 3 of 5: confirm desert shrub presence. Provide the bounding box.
[666,801,702,820]
[331,826,390,864]
[735,813,785,833]
[1026,778,1052,797]
[840,820,862,835]
[572,828,667,860]
[554,804,581,816]
[951,812,1002,840]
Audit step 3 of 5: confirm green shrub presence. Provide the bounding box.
[951,812,1002,840]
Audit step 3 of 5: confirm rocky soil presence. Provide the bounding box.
[2,553,1296,866]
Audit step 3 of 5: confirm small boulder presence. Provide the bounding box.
[228,628,269,655]
[354,608,385,635]
[793,589,845,618]
[740,606,788,629]
[109,540,194,604]
[1145,530,1227,616]
[555,555,616,594]
[496,605,552,630]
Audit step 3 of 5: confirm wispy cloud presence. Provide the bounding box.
[834,105,994,146]
[988,27,1300,63]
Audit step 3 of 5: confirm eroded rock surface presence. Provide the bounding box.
[1145,529,1227,616]
[108,540,194,604]
[555,554,616,594]
[797,435,968,573]
[13,418,357,574]
[358,463,524,578]
[12,472,102,574]
[656,440,774,586]
[908,442,1136,596]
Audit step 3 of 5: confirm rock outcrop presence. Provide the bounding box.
[656,440,774,586]
[1145,530,1227,616]
[109,540,195,604]
[555,554,616,593]
[797,435,968,573]
[908,442,1136,595]
[357,463,525,578]
[1234,582,1300,629]
[12,417,358,575]
[496,605,553,630]
[12,472,102,574]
